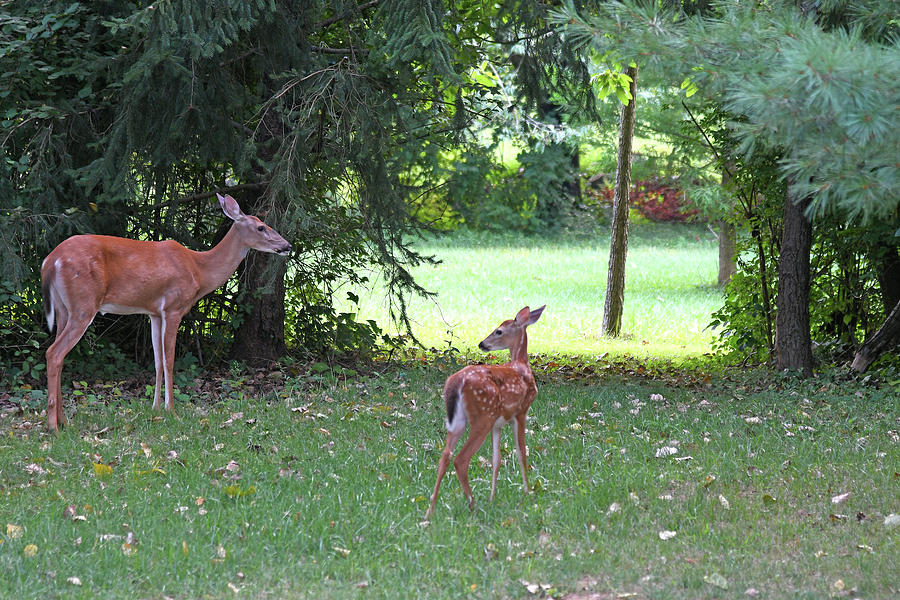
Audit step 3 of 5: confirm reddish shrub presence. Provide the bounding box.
[589,177,697,223]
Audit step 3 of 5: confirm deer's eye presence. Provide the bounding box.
[257,225,265,232]
[494,330,502,336]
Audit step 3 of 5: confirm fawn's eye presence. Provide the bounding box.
[494,330,502,336]
[257,225,265,232]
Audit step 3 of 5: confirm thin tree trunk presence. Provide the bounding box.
[775,188,814,376]
[716,168,737,287]
[602,65,637,337]
[851,298,900,372]
[716,219,737,287]
[753,225,774,355]
[231,183,288,365]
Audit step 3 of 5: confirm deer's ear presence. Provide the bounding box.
[520,305,544,326]
[217,193,244,221]
[515,306,531,324]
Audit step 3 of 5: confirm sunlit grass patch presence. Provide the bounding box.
[343,223,722,359]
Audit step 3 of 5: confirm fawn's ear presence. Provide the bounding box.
[524,305,545,326]
[217,193,245,221]
[515,305,545,326]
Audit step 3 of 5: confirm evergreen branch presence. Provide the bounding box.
[152,183,270,211]
[311,46,368,55]
[312,0,380,31]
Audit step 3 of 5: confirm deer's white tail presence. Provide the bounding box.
[443,378,467,434]
[42,265,55,332]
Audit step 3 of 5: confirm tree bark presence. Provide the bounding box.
[874,239,900,314]
[602,65,637,337]
[716,219,737,287]
[230,189,288,365]
[775,188,814,376]
[716,167,737,287]
[851,298,900,372]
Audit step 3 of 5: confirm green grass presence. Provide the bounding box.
[347,223,722,359]
[1,368,897,599]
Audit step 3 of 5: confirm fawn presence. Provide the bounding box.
[426,305,544,519]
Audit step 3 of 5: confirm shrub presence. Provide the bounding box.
[588,177,698,223]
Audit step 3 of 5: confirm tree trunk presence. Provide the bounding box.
[716,219,737,287]
[716,167,737,287]
[874,240,900,314]
[565,144,582,206]
[231,189,288,365]
[851,298,900,372]
[602,65,637,337]
[775,189,814,376]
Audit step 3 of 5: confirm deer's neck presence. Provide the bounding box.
[195,224,248,295]
[509,331,530,368]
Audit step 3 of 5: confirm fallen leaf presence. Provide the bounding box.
[704,573,728,589]
[66,577,82,586]
[745,588,760,597]
[718,494,731,510]
[121,542,136,555]
[484,542,498,560]
[141,442,152,458]
[659,530,677,540]
[355,581,369,589]
[856,544,874,553]
[92,462,113,478]
[24,463,47,475]
[223,484,255,498]
[6,524,23,539]
[24,543,38,557]
[884,513,900,528]
[831,492,850,505]
[333,546,351,558]
[216,545,227,559]
[655,446,677,458]
[607,502,621,514]
[227,582,240,594]
[832,579,845,592]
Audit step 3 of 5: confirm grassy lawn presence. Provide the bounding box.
[347,223,722,359]
[2,223,897,599]
[0,367,897,599]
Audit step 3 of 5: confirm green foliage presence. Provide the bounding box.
[710,266,770,359]
[446,143,576,233]
[725,24,900,224]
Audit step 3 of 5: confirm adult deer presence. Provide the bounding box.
[425,305,545,520]
[41,193,291,431]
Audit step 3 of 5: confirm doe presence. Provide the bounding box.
[41,193,291,431]
[425,305,545,519]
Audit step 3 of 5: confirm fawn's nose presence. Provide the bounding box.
[478,341,488,351]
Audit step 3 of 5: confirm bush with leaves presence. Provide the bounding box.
[446,143,576,233]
